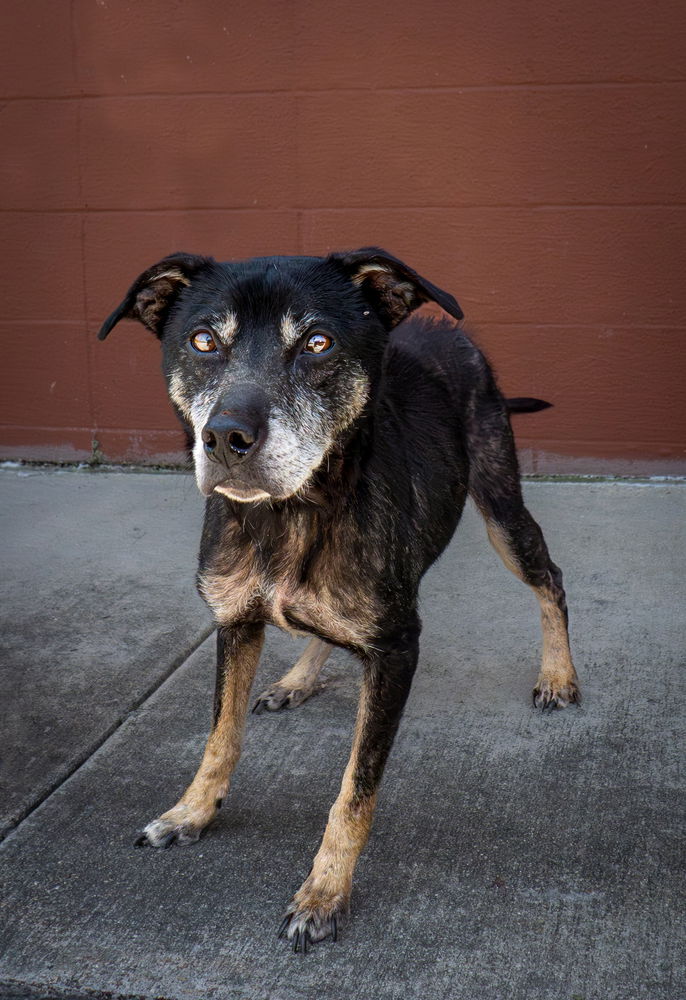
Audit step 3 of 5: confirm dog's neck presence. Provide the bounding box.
[220,404,374,526]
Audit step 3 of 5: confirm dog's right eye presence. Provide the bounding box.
[190,330,217,353]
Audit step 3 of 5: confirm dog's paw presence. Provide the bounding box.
[277,897,345,953]
[134,803,215,848]
[533,677,581,711]
[252,682,316,714]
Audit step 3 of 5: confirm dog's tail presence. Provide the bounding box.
[505,397,553,414]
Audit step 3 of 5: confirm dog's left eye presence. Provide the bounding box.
[190,330,217,353]
[303,332,334,355]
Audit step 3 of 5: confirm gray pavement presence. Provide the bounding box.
[0,467,684,1000]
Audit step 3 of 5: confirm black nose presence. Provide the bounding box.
[202,411,262,464]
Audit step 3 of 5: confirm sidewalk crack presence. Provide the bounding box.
[0,625,214,844]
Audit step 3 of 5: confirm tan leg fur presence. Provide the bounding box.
[486,521,579,708]
[140,625,264,847]
[281,680,376,946]
[253,637,333,713]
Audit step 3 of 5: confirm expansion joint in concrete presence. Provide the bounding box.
[0,626,214,845]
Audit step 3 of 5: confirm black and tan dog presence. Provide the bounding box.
[99,248,579,951]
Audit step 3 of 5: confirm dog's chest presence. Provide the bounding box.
[198,519,378,650]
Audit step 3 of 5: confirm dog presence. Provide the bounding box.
[99,247,580,951]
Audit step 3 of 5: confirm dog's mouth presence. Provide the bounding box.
[212,482,272,502]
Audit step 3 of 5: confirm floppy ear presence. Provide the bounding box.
[97,252,214,340]
[331,247,464,329]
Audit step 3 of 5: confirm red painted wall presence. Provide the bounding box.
[2,1,685,473]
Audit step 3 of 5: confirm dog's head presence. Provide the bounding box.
[98,248,463,501]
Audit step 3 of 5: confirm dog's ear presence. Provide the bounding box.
[331,247,463,329]
[97,252,214,340]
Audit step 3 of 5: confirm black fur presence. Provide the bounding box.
[505,397,553,413]
[99,247,577,948]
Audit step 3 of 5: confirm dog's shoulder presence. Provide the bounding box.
[385,314,490,399]
[380,315,494,432]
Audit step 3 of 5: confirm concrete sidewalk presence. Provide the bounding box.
[0,467,684,1000]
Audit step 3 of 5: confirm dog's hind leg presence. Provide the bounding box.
[136,622,264,847]
[483,512,580,709]
[468,399,580,710]
[252,637,332,713]
[279,619,419,950]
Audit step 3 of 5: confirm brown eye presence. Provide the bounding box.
[190,329,217,353]
[303,332,334,355]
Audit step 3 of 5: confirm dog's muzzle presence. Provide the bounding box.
[201,384,267,469]
[194,381,328,502]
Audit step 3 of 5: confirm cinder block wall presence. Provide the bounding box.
[2,1,685,473]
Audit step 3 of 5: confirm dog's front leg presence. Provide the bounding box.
[137,622,264,847]
[280,618,420,950]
